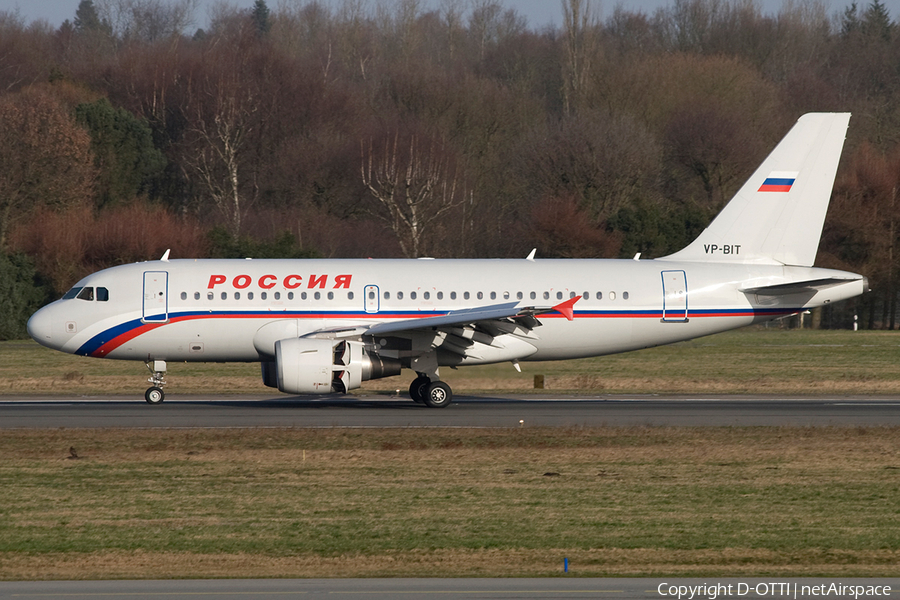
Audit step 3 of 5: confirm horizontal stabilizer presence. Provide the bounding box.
[741,277,864,296]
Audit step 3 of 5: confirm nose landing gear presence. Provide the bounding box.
[145,360,167,404]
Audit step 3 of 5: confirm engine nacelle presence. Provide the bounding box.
[272,338,401,394]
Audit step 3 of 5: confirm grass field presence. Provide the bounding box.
[3,327,900,396]
[1,427,899,579]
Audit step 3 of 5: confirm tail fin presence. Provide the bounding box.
[659,113,850,267]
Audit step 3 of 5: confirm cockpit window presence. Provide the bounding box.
[97,287,109,302]
[63,287,82,300]
[76,287,94,301]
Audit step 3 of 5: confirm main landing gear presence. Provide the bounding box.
[409,374,453,408]
[145,360,167,404]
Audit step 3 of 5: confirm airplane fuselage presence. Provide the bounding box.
[29,258,866,365]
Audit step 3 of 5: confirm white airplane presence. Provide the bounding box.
[27,113,866,407]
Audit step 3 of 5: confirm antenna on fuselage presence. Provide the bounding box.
[160,249,170,262]
[526,248,536,261]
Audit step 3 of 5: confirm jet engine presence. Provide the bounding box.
[265,338,401,394]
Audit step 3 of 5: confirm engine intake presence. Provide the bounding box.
[271,338,401,394]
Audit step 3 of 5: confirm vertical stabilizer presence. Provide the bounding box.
[659,113,850,267]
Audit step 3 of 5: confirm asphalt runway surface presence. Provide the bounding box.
[2,578,898,600]
[3,394,900,428]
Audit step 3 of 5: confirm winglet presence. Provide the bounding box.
[552,296,580,321]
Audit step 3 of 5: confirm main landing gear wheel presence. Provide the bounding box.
[423,381,453,408]
[145,386,165,404]
[409,376,430,404]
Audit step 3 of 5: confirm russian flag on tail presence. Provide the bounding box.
[758,171,798,192]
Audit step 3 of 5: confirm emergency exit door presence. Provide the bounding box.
[143,271,168,323]
[364,285,380,313]
[661,270,688,322]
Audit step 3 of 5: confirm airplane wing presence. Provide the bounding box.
[365,296,579,336]
[295,296,581,363]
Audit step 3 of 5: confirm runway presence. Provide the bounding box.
[2,578,898,600]
[3,394,900,428]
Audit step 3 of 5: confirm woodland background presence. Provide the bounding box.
[0,0,898,338]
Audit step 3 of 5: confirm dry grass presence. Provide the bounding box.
[4,328,900,397]
[2,427,899,579]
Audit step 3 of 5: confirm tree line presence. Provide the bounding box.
[0,0,898,337]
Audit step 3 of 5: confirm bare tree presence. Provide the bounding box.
[361,131,463,258]
[181,26,271,237]
[189,95,258,237]
[561,0,600,115]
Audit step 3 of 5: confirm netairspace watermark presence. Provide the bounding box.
[657,582,893,600]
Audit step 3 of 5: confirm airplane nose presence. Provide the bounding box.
[27,307,54,348]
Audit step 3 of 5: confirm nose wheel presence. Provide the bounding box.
[145,386,165,404]
[145,360,167,404]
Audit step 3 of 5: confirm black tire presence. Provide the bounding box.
[423,381,452,408]
[409,376,430,403]
[145,386,165,404]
